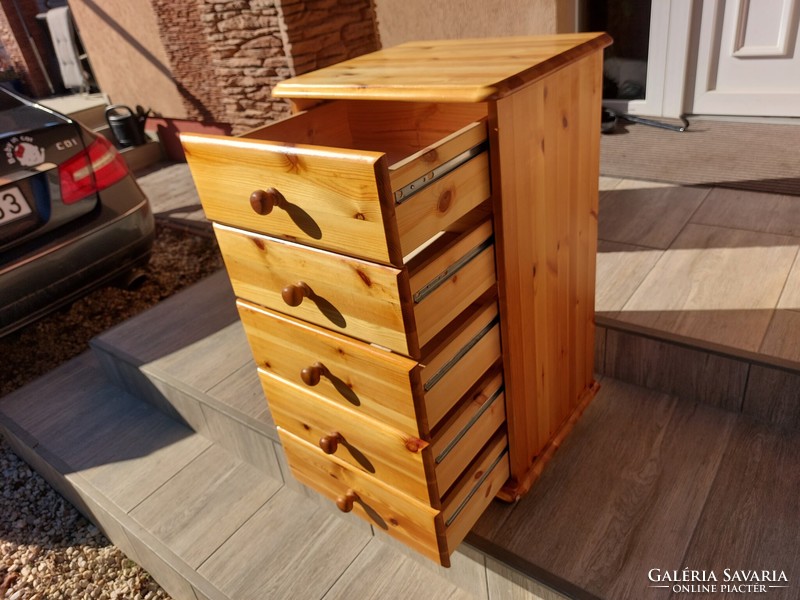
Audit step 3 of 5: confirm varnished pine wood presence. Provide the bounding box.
[260,370,433,503]
[443,435,510,551]
[490,51,603,488]
[395,152,491,256]
[237,300,423,436]
[272,34,613,105]
[423,323,502,430]
[214,224,413,355]
[278,427,448,566]
[389,120,488,189]
[182,132,401,266]
[433,371,506,495]
[408,219,497,348]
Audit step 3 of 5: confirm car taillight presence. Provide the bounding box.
[59,135,130,204]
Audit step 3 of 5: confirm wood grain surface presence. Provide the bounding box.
[671,419,800,600]
[214,224,414,355]
[261,369,433,503]
[278,427,447,565]
[490,50,602,490]
[272,34,612,105]
[182,132,401,265]
[470,379,738,599]
[237,300,423,436]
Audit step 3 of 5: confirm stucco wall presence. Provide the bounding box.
[69,0,188,118]
[375,0,564,48]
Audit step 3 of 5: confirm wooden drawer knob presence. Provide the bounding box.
[301,362,328,386]
[319,432,343,454]
[281,282,311,307]
[249,188,286,215]
[336,489,358,513]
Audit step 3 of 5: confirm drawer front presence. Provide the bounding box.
[238,300,423,436]
[215,224,415,356]
[182,132,400,265]
[261,370,433,503]
[278,427,447,565]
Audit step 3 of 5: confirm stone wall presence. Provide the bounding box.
[192,0,294,133]
[145,0,379,134]
[151,0,227,122]
[281,0,380,76]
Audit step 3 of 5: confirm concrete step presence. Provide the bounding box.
[0,353,550,600]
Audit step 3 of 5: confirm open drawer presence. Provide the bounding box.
[239,289,502,437]
[181,100,489,266]
[219,216,497,358]
[278,425,509,567]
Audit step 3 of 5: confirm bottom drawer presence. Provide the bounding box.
[278,426,509,567]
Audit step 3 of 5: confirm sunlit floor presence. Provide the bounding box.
[596,177,800,364]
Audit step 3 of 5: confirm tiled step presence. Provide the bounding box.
[595,321,800,431]
[90,270,282,474]
[0,352,559,600]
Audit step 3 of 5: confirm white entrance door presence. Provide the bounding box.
[690,0,800,116]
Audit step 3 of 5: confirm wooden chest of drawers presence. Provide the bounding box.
[182,33,611,567]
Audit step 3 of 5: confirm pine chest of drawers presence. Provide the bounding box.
[182,33,611,567]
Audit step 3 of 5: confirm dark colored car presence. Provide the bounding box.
[0,87,155,336]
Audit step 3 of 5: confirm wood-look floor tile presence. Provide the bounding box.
[691,187,800,238]
[598,176,622,191]
[3,355,212,514]
[604,329,748,411]
[486,557,571,600]
[198,487,371,600]
[369,533,489,599]
[760,310,800,365]
[62,407,211,513]
[472,379,736,600]
[594,326,607,376]
[207,363,273,428]
[618,224,798,352]
[598,180,709,249]
[200,404,282,476]
[742,365,800,431]
[777,252,800,311]
[94,269,238,365]
[130,445,281,569]
[322,538,474,600]
[671,420,800,600]
[148,321,253,395]
[595,240,662,313]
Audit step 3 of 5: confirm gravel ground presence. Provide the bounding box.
[1,223,223,599]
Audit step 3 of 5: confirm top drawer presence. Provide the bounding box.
[181,100,489,266]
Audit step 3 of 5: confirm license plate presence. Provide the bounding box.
[0,186,33,225]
